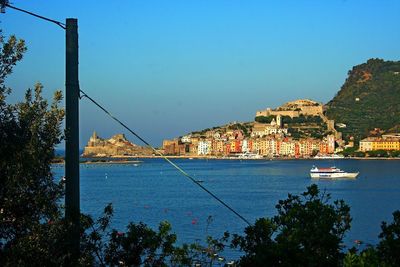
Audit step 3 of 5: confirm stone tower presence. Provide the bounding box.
[88,131,98,146]
[276,115,282,127]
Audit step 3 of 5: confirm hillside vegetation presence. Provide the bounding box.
[326,58,400,141]
[190,122,253,138]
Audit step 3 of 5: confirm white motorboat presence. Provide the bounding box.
[310,166,359,179]
[314,154,345,159]
[238,152,263,159]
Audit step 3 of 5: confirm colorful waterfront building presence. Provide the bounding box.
[242,139,250,153]
[163,139,180,155]
[279,139,296,156]
[198,140,212,155]
[359,137,400,152]
[228,139,242,154]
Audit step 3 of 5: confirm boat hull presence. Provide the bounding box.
[314,154,345,159]
[310,172,359,179]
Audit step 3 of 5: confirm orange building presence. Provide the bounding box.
[163,139,180,155]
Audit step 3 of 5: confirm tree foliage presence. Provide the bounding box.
[376,210,400,266]
[104,221,177,266]
[255,115,275,123]
[79,205,229,266]
[343,211,400,267]
[0,31,66,266]
[281,115,323,125]
[232,185,352,267]
[0,32,27,86]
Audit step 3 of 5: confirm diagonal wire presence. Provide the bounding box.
[5,4,66,29]
[79,89,251,226]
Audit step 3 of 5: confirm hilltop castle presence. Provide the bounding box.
[256,99,324,118]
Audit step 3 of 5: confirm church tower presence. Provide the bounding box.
[89,131,98,146]
[276,115,282,127]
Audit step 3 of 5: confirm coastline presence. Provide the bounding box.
[96,155,400,160]
[51,155,400,164]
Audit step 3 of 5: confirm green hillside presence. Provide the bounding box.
[326,58,400,141]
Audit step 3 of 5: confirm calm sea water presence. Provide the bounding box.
[52,159,400,254]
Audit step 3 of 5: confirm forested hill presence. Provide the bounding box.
[326,58,400,141]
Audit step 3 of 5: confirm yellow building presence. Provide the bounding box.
[279,141,296,156]
[212,140,225,155]
[252,139,261,154]
[258,139,268,155]
[359,138,373,152]
[359,137,400,152]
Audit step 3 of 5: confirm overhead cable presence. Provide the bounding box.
[4,3,66,29]
[79,89,251,226]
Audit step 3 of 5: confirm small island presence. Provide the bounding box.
[82,131,153,158]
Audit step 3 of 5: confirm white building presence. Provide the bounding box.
[198,140,211,155]
[265,139,275,156]
[251,121,288,138]
[241,139,250,153]
[181,135,192,143]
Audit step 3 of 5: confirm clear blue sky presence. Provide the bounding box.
[2,0,399,147]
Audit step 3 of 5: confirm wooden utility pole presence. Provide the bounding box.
[1,2,82,262]
[65,18,80,261]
